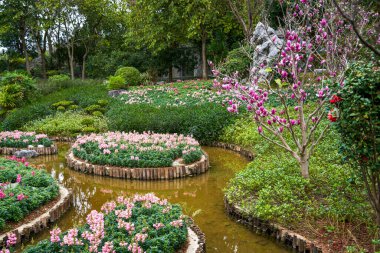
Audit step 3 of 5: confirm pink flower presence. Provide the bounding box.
[6,233,17,247]
[16,174,21,183]
[0,190,6,199]
[258,126,263,134]
[50,227,61,243]
[17,193,26,201]
[153,223,165,230]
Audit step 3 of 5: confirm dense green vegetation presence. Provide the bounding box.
[0,158,59,231]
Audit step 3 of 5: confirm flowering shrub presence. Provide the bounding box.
[0,131,53,148]
[0,157,59,231]
[72,132,203,167]
[23,193,188,253]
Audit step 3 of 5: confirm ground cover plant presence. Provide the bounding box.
[23,112,108,137]
[22,193,188,253]
[0,157,59,232]
[72,132,203,168]
[221,117,374,252]
[0,131,53,148]
[1,83,110,131]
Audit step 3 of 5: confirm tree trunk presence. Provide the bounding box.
[67,44,75,80]
[21,36,31,75]
[82,53,87,80]
[39,49,47,79]
[201,34,207,79]
[300,157,309,178]
[168,66,173,82]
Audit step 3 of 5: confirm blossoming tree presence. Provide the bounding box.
[212,0,378,178]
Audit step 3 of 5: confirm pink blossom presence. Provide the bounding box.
[50,227,61,243]
[6,233,17,247]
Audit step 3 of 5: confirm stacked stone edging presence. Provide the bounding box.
[185,218,206,253]
[210,142,254,161]
[0,144,58,156]
[0,185,72,247]
[224,198,322,253]
[66,150,209,180]
[50,136,77,143]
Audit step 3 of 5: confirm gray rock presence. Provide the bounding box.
[108,89,127,97]
[15,150,39,158]
[250,22,284,77]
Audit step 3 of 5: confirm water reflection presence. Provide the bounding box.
[19,143,289,253]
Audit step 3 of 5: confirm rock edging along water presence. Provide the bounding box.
[214,141,322,253]
[224,198,322,253]
[0,144,58,156]
[185,218,206,253]
[209,141,254,161]
[0,185,72,247]
[66,150,210,180]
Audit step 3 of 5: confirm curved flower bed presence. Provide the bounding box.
[23,193,192,253]
[0,157,59,231]
[0,131,53,148]
[72,132,204,168]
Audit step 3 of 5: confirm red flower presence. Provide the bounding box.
[330,95,342,104]
[327,111,337,122]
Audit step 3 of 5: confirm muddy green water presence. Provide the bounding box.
[20,143,289,253]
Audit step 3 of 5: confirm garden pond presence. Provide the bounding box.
[16,143,289,253]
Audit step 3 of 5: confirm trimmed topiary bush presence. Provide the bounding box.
[108,75,126,90]
[115,67,141,86]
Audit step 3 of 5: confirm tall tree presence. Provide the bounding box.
[126,0,188,81]
[225,0,264,39]
[0,0,33,74]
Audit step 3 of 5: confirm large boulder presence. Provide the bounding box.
[250,22,284,76]
[15,150,39,158]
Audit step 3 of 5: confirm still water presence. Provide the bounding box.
[20,143,289,253]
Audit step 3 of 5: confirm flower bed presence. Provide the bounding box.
[117,82,230,107]
[23,193,193,253]
[0,131,53,148]
[72,132,204,168]
[0,157,60,232]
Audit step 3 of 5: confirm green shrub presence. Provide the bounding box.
[108,75,126,90]
[36,79,102,96]
[218,45,254,78]
[23,111,108,137]
[68,104,79,110]
[0,158,59,231]
[52,100,74,108]
[0,71,36,111]
[92,111,103,117]
[84,104,104,114]
[81,118,95,126]
[115,66,141,86]
[106,100,236,144]
[1,84,109,130]
[97,99,109,107]
[48,74,70,82]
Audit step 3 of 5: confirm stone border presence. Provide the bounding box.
[216,141,323,253]
[66,150,209,180]
[0,144,58,156]
[185,218,206,253]
[0,185,72,247]
[224,198,322,253]
[210,141,254,161]
[50,136,77,143]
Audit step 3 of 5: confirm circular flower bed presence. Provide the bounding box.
[72,132,204,168]
[0,157,59,231]
[0,131,53,148]
[23,193,189,253]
